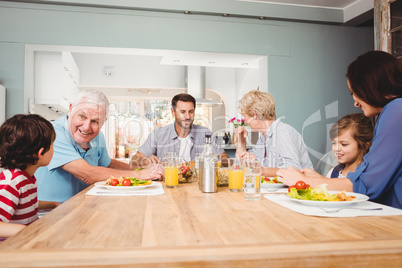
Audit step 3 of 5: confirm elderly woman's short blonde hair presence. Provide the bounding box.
[238,90,276,120]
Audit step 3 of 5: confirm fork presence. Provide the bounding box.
[318,206,383,213]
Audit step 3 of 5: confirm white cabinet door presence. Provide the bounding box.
[35,51,79,113]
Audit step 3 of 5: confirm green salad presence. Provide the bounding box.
[288,184,339,201]
[261,176,282,184]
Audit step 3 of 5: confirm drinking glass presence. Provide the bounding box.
[228,158,243,192]
[216,154,222,169]
[162,152,179,188]
[243,159,261,200]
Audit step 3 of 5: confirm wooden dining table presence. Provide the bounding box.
[1,181,402,267]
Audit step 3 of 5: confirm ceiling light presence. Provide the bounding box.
[127,89,161,94]
[104,67,114,76]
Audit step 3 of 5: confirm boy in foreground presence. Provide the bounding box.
[0,114,59,239]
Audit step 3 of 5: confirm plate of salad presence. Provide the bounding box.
[95,176,154,191]
[287,183,369,208]
[260,176,286,189]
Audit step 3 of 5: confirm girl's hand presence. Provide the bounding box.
[299,168,322,177]
[276,166,307,186]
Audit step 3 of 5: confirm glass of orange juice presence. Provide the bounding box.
[228,158,243,192]
[163,152,179,188]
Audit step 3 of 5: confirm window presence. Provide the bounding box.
[376,0,402,60]
[103,98,210,161]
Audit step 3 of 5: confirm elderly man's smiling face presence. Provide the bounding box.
[67,100,106,147]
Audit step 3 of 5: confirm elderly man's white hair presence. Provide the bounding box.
[72,89,110,115]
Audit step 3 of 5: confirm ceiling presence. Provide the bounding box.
[11,0,374,25]
[239,0,365,9]
[24,0,374,96]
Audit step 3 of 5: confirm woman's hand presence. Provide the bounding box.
[237,151,256,160]
[234,126,248,142]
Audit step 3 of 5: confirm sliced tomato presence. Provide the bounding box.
[122,179,132,186]
[295,181,306,190]
[288,185,296,192]
[110,179,119,186]
[263,177,270,182]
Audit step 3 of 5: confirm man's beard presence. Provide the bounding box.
[177,119,193,129]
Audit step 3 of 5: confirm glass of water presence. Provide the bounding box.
[243,159,261,201]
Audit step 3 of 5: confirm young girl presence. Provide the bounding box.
[0,114,59,239]
[326,113,374,178]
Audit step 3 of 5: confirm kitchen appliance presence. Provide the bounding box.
[199,134,218,193]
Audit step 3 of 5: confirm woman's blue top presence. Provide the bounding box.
[348,98,402,209]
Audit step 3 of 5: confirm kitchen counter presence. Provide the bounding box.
[1,182,402,267]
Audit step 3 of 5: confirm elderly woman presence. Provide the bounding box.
[235,90,313,177]
[278,51,402,209]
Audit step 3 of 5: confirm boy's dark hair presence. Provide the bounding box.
[0,114,55,170]
[171,93,196,110]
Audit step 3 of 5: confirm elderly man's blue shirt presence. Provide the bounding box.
[35,116,111,202]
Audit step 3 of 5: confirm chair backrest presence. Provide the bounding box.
[314,151,338,176]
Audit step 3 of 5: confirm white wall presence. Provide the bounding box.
[0,1,374,165]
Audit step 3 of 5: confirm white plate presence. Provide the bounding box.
[94,181,155,191]
[261,177,285,189]
[286,191,369,208]
[261,182,286,189]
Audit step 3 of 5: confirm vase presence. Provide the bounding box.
[231,132,236,145]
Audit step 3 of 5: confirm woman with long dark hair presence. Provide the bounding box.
[278,51,402,209]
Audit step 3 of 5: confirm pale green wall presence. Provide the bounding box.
[0,2,373,164]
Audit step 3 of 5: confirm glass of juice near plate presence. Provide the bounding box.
[162,152,179,188]
[243,159,261,200]
[228,158,243,192]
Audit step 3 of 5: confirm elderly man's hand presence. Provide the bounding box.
[138,163,164,180]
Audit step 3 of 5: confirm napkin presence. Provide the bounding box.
[264,191,402,218]
[86,182,165,196]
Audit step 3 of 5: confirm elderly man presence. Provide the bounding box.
[36,89,162,202]
[131,93,228,167]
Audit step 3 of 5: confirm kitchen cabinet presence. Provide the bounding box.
[375,0,402,60]
[34,51,80,113]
